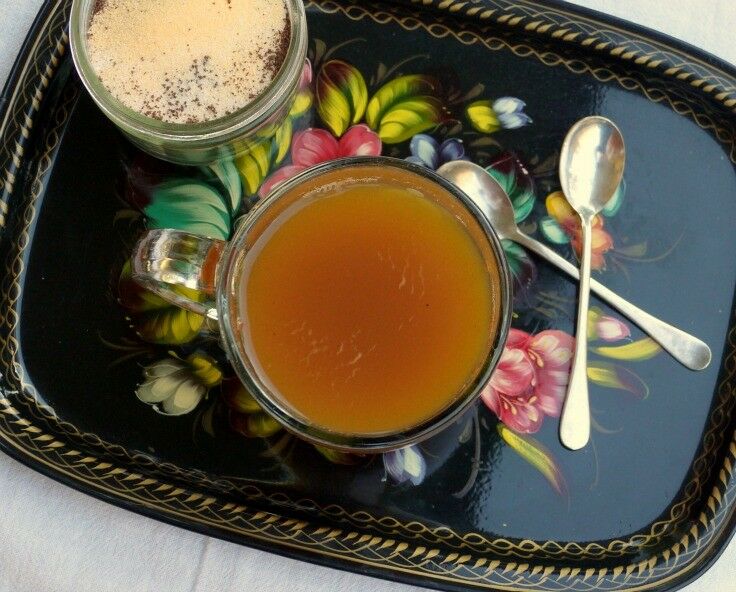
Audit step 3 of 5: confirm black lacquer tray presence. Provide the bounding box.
[1,1,735,590]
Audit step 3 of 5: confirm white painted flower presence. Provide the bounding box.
[383,445,427,485]
[492,97,532,129]
[136,353,221,416]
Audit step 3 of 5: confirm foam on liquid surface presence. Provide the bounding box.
[86,0,290,123]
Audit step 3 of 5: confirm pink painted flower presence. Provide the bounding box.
[593,313,630,342]
[481,328,574,434]
[259,124,381,197]
[299,59,313,88]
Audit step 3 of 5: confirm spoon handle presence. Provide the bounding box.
[512,231,712,371]
[559,218,593,450]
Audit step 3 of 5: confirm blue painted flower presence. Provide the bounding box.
[383,445,427,485]
[405,134,465,170]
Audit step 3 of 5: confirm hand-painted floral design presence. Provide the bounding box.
[586,362,649,400]
[314,445,365,466]
[483,152,539,304]
[481,329,574,434]
[383,445,427,485]
[592,337,661,361]
[502,240,537,307]
[118,260,206,345]
[298,59,314,95]
[588,307,631,342]
[466,97,531,133]
[365,74,445,143]
[110,42,670,497]
[492,97,533,129]
[236,61,314,196]
[223,377,283,438]
[497,424,567,496]
[405,134,465,170]
[486,152,536,223]
[316,59,368,137]
[137,353,222,415]
[258,124,381,197]
[540,190,615,269]
[123,152,178,210]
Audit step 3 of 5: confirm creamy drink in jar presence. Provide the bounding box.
[70,0,308,163]
[85,0,291,124]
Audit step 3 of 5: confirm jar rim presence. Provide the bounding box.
[69,0,307,146]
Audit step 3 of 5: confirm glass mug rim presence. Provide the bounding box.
[133,157,512,452]
[69,0,307,148]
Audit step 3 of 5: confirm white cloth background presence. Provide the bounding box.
[0,1,734,590]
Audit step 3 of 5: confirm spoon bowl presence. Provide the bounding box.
[559,116,626,216]
[436,161,517,240]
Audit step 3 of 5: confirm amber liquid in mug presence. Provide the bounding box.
[240,168,501,435]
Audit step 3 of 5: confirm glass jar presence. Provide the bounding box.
[69,0,308,165]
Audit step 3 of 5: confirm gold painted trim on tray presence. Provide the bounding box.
[0,1,735,590]
[489,0,736,106]
[0,0,68,211]
[403,0,736,108]
[319,0,736,164]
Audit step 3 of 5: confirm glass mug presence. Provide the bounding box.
[69,0,308,165]
[131,157,512,452]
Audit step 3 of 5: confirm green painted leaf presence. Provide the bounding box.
[498,424,567,496]
[236,141,273,196]
[466,99,499,134]
[587,306,603,340]
[502,239,536,300]
[539,216,570,244]
[365,75,443,144]
[486,167,536,222]
[186,352,223,388]
[222,377,263,414]
[316,60,368,137]
[118,261,205,345]
[615,241,648,258]
[602,178,625,217]
[314,445,365,465]
[133,303,203,344]
[273,117,293,165]
[246,413,282,438]
[206,159,242,213]
[593,337,661,361]
[485,155,536,223]
[290,89,313,119]
[373,97,443,144]
[146,180,231,240]
[587,361,649,399]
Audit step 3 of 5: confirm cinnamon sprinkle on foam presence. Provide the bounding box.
[86,0,290,123]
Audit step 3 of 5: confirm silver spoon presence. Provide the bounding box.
[436,163,712,372]
[557,117,626,449]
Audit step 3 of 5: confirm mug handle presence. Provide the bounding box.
[131,229,226,320]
